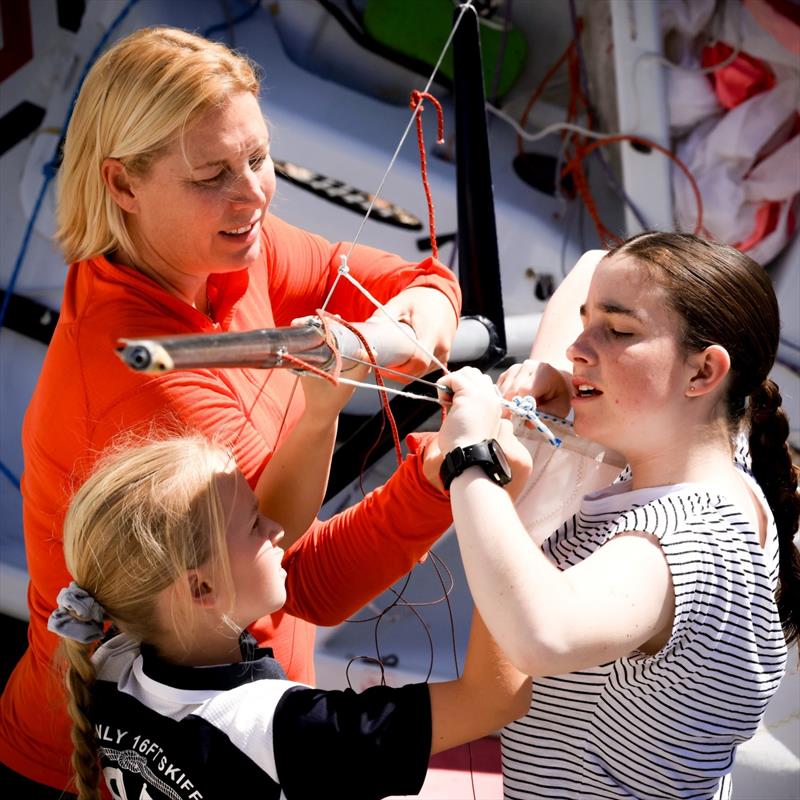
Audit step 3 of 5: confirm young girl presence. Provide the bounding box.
[49,435,531,800]
[437,232,800,799]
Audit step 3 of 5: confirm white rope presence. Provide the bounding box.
[342,353,451,392]
[305,372,443,405]
[338,261,449,373]
[343,0,475,260]
[306,369,562,448]
[320,0,475,314]
[486,104,630,145]
[504,394,561,447]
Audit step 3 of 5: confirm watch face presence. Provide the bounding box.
[489,439,511,478]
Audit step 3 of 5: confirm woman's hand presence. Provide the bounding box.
[298,359,371,423]
[373,286,457,379]
[291,315,371,422]
[496,359,572,418]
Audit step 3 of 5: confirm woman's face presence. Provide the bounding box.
[215,468,286,626]
[123,91,275,300]
[567,254,693,456]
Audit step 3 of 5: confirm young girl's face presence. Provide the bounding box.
[567,254,693,456]
[216,468,287,626]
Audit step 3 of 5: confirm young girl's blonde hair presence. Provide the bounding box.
[55,26,260,265]
[60,436,236,800]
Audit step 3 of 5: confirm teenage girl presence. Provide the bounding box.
[437,232,800,799]
[50,434,532,800]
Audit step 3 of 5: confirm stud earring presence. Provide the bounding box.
[687,385,695,393]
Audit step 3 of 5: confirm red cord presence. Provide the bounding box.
[278,315,343,383]
[410,90,445,260]
[517,19,583,155]
[279,352,339,383]
[561,134,704,236]
[319,311,404,467]
[518,18,703,244]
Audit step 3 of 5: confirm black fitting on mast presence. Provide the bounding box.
[452,2,506,363]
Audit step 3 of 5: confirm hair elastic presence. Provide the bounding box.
[47,581,106,644]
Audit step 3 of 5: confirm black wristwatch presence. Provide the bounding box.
[439,438,512,492]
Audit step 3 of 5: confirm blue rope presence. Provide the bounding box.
[0,461,21,492]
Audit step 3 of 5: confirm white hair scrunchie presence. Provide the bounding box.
[47,581,106,644]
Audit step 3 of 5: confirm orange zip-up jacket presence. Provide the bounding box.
[0,213,460,790]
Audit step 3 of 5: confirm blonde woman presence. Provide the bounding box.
[438,232,799,799]
[48,436,530,800]
[0,26,463,796]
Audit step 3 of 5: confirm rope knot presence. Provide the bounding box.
[410,90,445,144]
[512,395,537,418]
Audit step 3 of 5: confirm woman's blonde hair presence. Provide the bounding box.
[55,26,261,265]
[60,435,236,800]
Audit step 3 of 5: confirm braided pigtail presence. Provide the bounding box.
[62,638,101,800]
[748,379,800,646]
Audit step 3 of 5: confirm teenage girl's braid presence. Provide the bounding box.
[63,638,102,800]
[748,378,800,646]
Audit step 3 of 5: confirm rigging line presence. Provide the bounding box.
[326,311,404,465]
[340,353,449,392]
[304,370,563,447]
[319,1,475,312]
[336,266,450,373]
[347,543,457,626]
[313,374,442,405]
[343,0,474,258]
[488,102,704,235]
[410,90,445,259]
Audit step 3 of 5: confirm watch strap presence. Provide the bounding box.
[439,439,511,491]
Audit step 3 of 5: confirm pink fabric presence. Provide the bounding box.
[744,0,800,56]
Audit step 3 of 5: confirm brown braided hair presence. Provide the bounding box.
[609,231,800,645]
[749,379,800,643]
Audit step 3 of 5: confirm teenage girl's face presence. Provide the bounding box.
[216,468,286,626]
[123,91,275,300]
[567,254,693,457]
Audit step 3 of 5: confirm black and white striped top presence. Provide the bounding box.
[502,472,787,800]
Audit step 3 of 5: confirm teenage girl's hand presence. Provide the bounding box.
[437,367,504,453]
[434,368,534,493]
[496,359,572,418]
[423,402,532,495]
[372,286,457,380]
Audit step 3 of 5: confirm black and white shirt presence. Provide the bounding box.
[502,471,787,800]
[90,634,431,799]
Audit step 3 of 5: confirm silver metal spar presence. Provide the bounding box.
[116,317,492,374]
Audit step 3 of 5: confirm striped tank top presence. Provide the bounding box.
[502,474,787,799]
